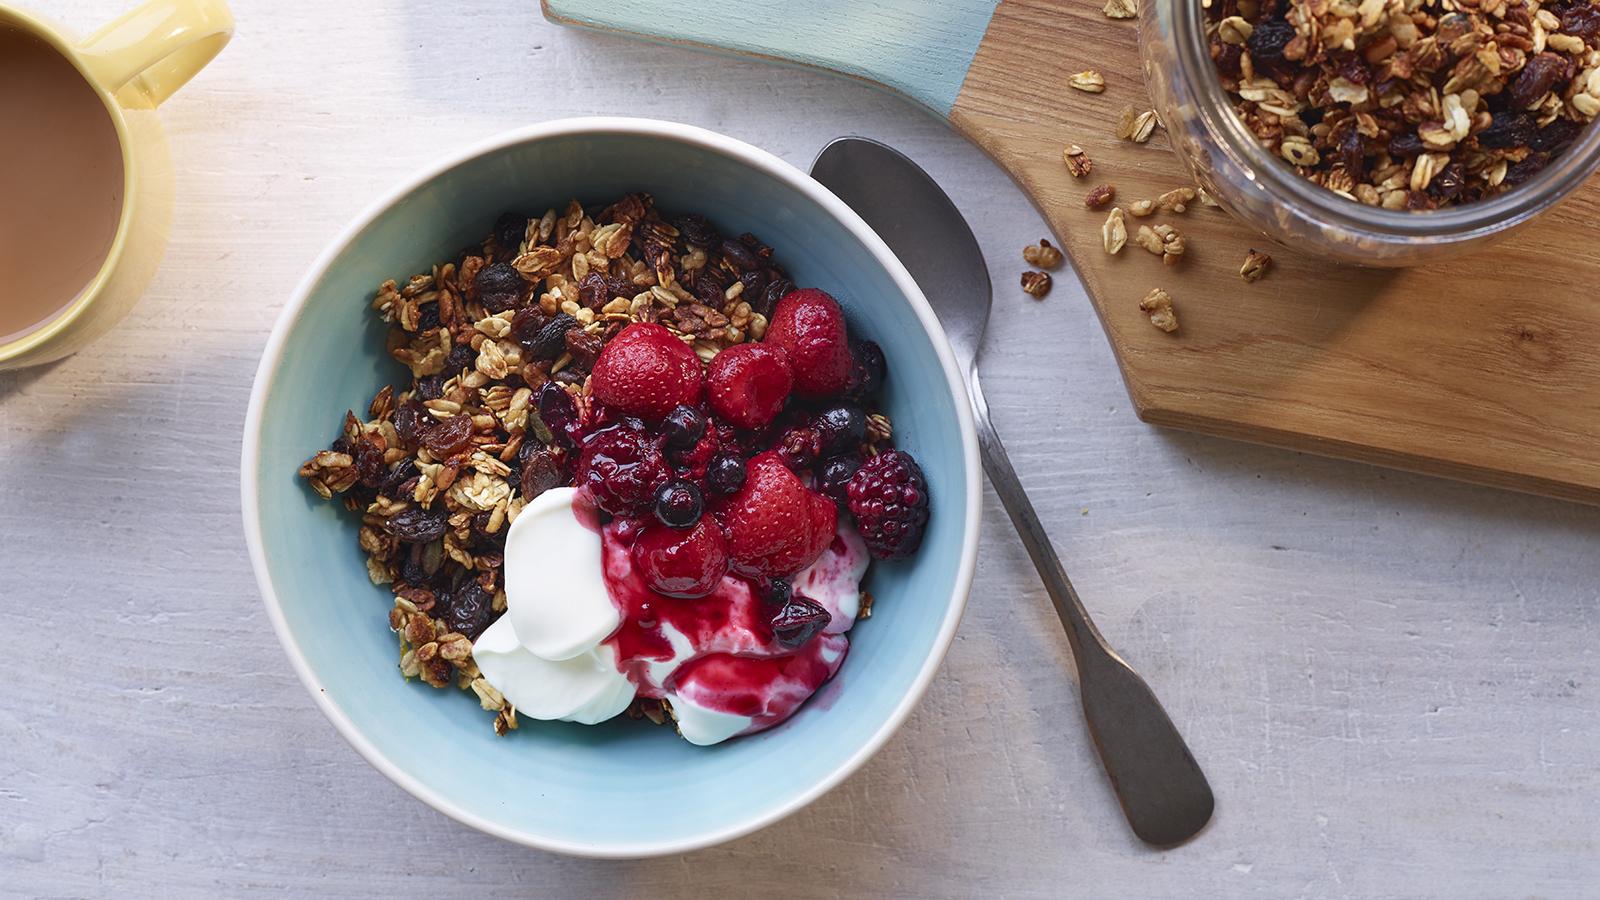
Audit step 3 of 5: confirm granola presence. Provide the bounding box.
[1208,0,1600,208]
[1023,238,1065,268]
[297,196,798,730]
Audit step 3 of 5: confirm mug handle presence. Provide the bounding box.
[75,0,234,108]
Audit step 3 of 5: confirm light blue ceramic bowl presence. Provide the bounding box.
[242,118,980,857]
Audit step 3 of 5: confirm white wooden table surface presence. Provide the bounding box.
[4,2,1598,897]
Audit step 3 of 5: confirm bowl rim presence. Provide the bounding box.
[239,116,983,858]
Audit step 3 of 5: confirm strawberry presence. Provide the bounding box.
[765,288,852,398]
[716,451,837,577]
[589,322,703,421]
[632,518,729,599]
[706,342,793,430]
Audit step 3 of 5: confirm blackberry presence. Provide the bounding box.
[846,449,930,560]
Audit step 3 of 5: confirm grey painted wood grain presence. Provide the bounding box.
[2,2,1597,897]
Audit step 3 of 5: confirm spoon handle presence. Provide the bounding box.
[966,370,1215,847]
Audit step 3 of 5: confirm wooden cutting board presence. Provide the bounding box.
[544,0,1600,504]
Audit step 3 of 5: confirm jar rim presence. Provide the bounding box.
[1174,0,1600,238]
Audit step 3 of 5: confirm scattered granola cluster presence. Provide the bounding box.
[1209,0,1600,209]
[298,195,819,734]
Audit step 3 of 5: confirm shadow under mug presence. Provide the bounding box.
[0,0,232,371]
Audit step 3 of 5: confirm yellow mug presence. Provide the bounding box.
[0,0,233,370]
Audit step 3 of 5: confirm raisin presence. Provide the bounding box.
[1503,153,1550,185]
[416,303,441,332]
[1428,162,1466,202]
[415,375,445,401]
[399,543,428,585]
[737,232,773,263]
[494,212,528,252]
[739,268,768,298]
[564,328,604,372]
[674,214,720,247]
[528,313,578,361]
[1560,2,1600,38]
[757,277,795,318]
[441,580,495,640]
[720,237,759,273]
[605,273,635,300]
[510,306,549,348]
[1333,51,1370,85]
[385,506,448,544]
[475,261,523,312]
[1530,119,1581,153]
[578,272,610,310]
[1332,122,1366,182]
[393,400,427,448]
[553,369,584,386]
[1213,40,1243,79]
[381,458,419,497]
[445,343,475,375]
[519,446,563,500]
[422,414,474,458]
[1247,17,1295,61]
[1511,52,1568,110]
[1387,132,1426,157]
[536,382,580,446]
[1476,111,1535,149]
[354,438,386,488]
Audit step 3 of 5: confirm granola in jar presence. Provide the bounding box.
[1208,0,1600,208]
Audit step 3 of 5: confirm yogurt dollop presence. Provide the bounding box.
[471,488,869,744]
[471,487,636,724]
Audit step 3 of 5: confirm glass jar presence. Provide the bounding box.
[1139,0,1600,267]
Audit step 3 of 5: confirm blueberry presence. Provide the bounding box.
[653,480,703,528]
[815,404,867,455]
[706,453,747,495]
[771,595,831,649]
[845,340,886,398]
[817,454,862,502]
[662,405,707,449]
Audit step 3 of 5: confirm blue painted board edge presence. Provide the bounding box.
[541,0,999,117]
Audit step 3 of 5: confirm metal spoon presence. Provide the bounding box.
[812,137,1214,847]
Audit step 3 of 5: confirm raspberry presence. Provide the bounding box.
[632,519,728,599]
[575,419,670,517]
[846,450,929,560]
[668,419,721,483]
[776,423,824,472]
[589,322,704,421]
[706,342,793,430]
[716,451,837,577]
[765,289,852,398]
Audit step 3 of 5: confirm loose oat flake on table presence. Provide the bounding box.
[298,194,931,744]
[1208,0,1600,209]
